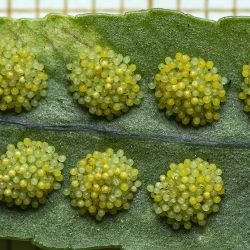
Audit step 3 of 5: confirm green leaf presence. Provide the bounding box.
[0,9,250,250]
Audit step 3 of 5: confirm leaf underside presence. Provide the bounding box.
[0,9,250,250]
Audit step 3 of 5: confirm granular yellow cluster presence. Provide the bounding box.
[0,138,66,209]
[67,45,144,120]
[149,52,227,126]
[64,148,141,220]
[147,158,224,230]
[0,38,48,113]
[238,64,250,112]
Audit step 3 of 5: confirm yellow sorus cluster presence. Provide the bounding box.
[64,148,141,220]
[149,53,228,126]
[0,38,48,113]
[0,138,66,209]
[67,45,144,120]
[239,64,250,112]
[147,158,224,230]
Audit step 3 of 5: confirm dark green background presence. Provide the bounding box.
[0,240,41,250]
[0,240,118,250]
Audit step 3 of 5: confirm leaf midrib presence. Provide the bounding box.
[1,120,250,148]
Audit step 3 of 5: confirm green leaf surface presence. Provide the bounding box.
[0,9,250,250]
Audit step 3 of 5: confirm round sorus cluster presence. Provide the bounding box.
[64,148,141,220]
[149,52,228,126]
[67,44,144,120]
[238,64,250,112]
[147,158,224,230]
[0,138,66,209]
[0,38,48,113]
